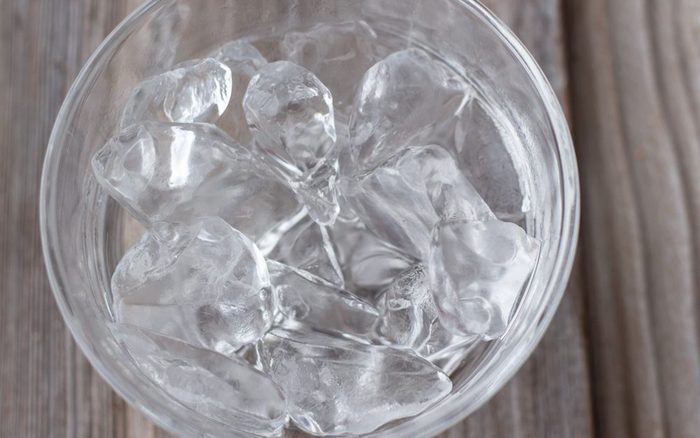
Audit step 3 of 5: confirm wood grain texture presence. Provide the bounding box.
[565,0,700,437]
[1,0,698,436]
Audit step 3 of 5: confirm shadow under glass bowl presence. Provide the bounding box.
[40,0,580,436]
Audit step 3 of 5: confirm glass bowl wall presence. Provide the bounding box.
[40,1,579,436]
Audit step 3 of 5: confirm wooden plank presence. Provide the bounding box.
[565,0,700,437]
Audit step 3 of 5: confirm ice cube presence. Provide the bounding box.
[115,324,287,437]
[328,217,415,297]
[244,61,336,175]
[281,20,378,113]
[374,264,476,373]
[112,218,274,355]
[451,97,530,221]
[349,48,468,173]
[343,144,493,259]
[375,265,435,350]
[243,61,339,225]
[429,219,540,339]
[143,2,190,75]
[265,215,344,287]
[92,122,299,240]
[121,58,232,127]
[259,329,452,436]
[411,145,494,221]
[208,40,268,143]
[209,39,267,73]
[267,261,378,338]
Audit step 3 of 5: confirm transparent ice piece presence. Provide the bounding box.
[281,20,378,113]
[244,63,335,169]
[112,218,274,355]
[343,144,493,259]
[210,39,267,74]
[115,324,287,437]
[259,329,452,436]
[121,58,232,127]
[243,61,339,225]
[429,219,541,339]
[208,40,268,143]
[267,261,378,338]
[328,217,415,297]
[451,97,530,221]
[266,215,344,287]
[143,2,190,75]
[92,122,299,240]
[349,48,468,173]
[374,264,476,373]
[375,264,435,350]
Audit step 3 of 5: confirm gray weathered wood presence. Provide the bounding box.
[565,0,700,436]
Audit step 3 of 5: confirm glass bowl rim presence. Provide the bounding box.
[40,0,581,436]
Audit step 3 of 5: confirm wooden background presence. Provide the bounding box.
[1,0,699,436]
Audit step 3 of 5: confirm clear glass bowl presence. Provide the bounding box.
[40,0,580,436]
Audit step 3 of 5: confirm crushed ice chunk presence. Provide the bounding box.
[259,329,452,436]
[374,264,476,373]
[282,20,378,112]
[375,264,435,350]
[343,144,493,259]
[143,2,190,75]
[266,214,344,287]
[115,324,287,437]
[112,218,274,354]
[349,48,468,173]
[267,261,377,338]
[429,219,540,339]
[208,40,268,143]
[244,61,339,225]
[209,39,267,73]
[92,122,299,240]
[409,145,493,221]
[244,61,336,174]
[121,58,232,127]
[451,97,529,221]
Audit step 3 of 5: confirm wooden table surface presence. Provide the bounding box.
[1,0,699,436]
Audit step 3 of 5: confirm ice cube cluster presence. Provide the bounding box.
[93,21,540,437]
